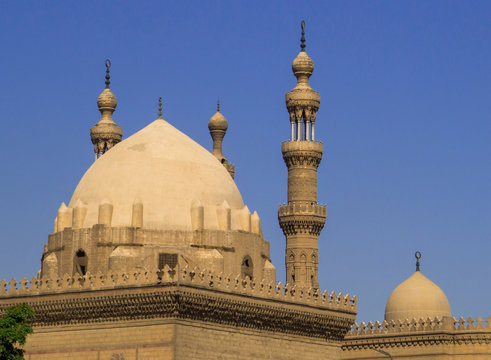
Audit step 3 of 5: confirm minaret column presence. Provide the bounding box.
[278,21,326,289]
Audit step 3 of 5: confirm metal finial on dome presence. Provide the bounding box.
[300,20,306,52]
[415,251,422,271]
[217,99,220,112]
[158,97,163,119]
[105,59,111,89]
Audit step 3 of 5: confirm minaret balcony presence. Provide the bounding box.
[282,141,323,168]
[278,202,327,237]
[278,202,327,218]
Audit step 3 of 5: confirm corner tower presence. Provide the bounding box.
[278,21,326,289]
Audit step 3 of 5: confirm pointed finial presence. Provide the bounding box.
[105,59,111,89]
[217,99,220,112]
[300,20,306,52]
[158,97,163,118]
[415,251,422,271]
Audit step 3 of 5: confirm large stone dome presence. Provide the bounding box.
[69,118,244,230]
[384,271,451,322]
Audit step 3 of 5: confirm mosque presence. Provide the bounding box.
[0,23,489,360]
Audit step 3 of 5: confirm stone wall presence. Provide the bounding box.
[25,321,175,360]
[42,225,273,283]
[174,320,342,360]
[23,319,345,360]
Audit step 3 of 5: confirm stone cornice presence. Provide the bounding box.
[0,283,355,341]
[0,267,357,314]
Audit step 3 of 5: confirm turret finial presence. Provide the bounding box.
[217,99,220,112]
[105,59,111,89]
[415,251,422,271]
[300,20,306,52]
[158,97,163,119]
[91,58,122,160]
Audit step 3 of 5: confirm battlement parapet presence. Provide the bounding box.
[0,266,356,314]
[346,316,491,337]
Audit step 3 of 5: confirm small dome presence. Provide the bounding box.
[292,51,314,78]
[208,111,228,131]
[97,88,117,112]
[385,271,451,322]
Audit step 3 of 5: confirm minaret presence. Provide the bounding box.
[278,21,327,289]
[90,59,123,160]
[208,100,236,179]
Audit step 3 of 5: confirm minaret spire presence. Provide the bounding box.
[105,59,111,88]
[158,97,163,119]
[300,20,306,52]
[90,59,123,160]
[415,251,422,271]
[278,21,326,289]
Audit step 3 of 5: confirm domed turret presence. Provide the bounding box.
[385,252,451,322]
[208,101,228,132]
[292,51,314,82]
[208,100,235,179]
[97,88,117,111]
[90,59,123,160]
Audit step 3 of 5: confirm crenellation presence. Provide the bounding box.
[56,202,72,232]
[237,205,252,232]
[347,316,491,337]
[98,199,114,226]
[72,199,88,229]
[216,200,231,231]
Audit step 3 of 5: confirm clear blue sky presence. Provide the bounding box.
[0,1,489,322]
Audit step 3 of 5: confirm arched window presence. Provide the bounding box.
[74,249,88,276]
[241,255,253,280]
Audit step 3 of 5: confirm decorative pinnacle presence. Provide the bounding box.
[158,97,163,119]
[105,59,111,89]
[300,20,306,52]
[217,99,220,112]
[415,251,422,271]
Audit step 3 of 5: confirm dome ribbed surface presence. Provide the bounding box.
[70,119,244,230]
[292,51,314,77]
[97,88,117,112]
[208,111,228,131]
